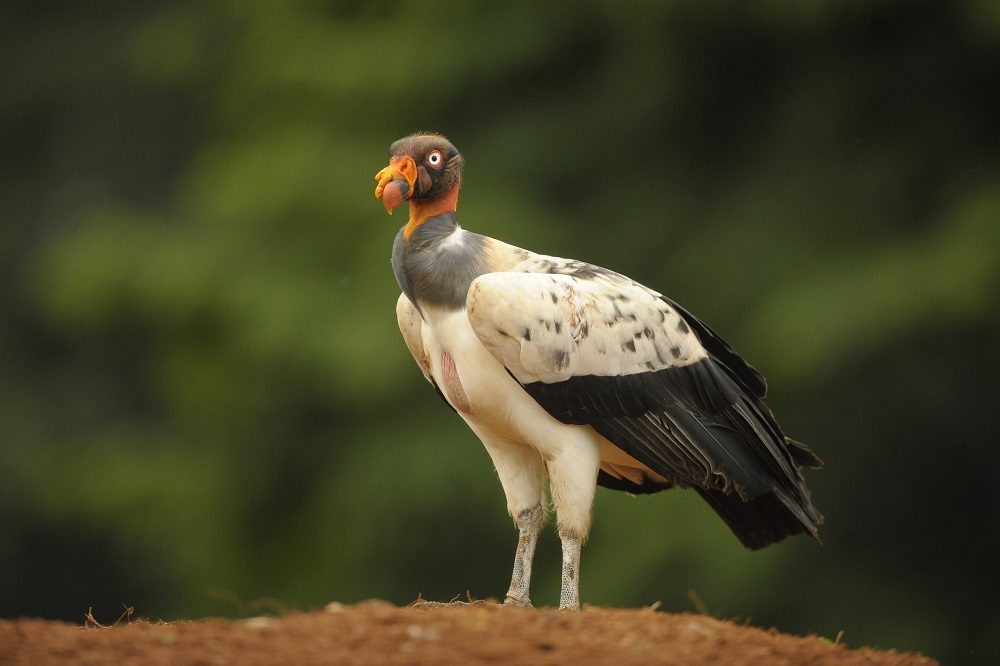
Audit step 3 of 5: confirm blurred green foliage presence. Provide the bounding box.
[2,1,999,663]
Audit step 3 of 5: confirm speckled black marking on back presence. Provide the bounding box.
[548,350,570,371]
[659,295,768,399]
[555,260,620,280]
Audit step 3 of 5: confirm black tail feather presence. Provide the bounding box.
[786,437,824,469]
[696,487,823,550]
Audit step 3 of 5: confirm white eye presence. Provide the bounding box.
[427,151,443,166]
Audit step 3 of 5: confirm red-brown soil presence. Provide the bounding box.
[0,600,937,665]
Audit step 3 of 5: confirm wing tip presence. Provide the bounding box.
[786,437,824,469]
[697,487,823,550]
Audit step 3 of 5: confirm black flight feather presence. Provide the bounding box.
[596,470,672,495]
[661,296,768,399]
[519,357,822,548]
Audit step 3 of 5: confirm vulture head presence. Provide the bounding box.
[374,134,464,217]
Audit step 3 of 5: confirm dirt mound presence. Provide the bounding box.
[0,600,936,665]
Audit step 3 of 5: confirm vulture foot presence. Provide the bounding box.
[504,505,544,608]
[558,534,582,611]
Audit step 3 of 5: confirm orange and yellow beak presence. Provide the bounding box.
[374,155,418,214]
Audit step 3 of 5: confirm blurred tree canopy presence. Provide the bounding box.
[2,1,999,663]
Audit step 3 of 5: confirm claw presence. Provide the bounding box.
[503,594,533,608]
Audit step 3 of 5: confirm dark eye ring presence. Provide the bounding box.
[427,151,443,166]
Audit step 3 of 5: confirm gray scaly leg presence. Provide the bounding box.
[504,505,544,607]
[558,533,582,610]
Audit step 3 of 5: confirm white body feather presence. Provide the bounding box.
[394,242,707,538]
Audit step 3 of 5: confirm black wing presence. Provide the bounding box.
[521,358,822,549]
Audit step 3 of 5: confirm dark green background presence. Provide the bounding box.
[2,2,998,664]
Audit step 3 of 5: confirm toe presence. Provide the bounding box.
[504,595,533,608]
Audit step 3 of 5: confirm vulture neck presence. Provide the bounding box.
[404,184,461,240]
[392,211,491,313]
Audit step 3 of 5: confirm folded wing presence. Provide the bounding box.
[467,268,822,549]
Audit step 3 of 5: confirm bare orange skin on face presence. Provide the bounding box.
[403,184,460,240]
[375,155,460,240]
[374,155,418,213]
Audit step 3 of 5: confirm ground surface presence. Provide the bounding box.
[0,600,937,666]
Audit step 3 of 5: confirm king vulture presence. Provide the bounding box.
[375,133,822,610]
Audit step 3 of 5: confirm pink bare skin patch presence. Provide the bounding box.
[440,351,471,413]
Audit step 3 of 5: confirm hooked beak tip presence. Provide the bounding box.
[380,178,410,214]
